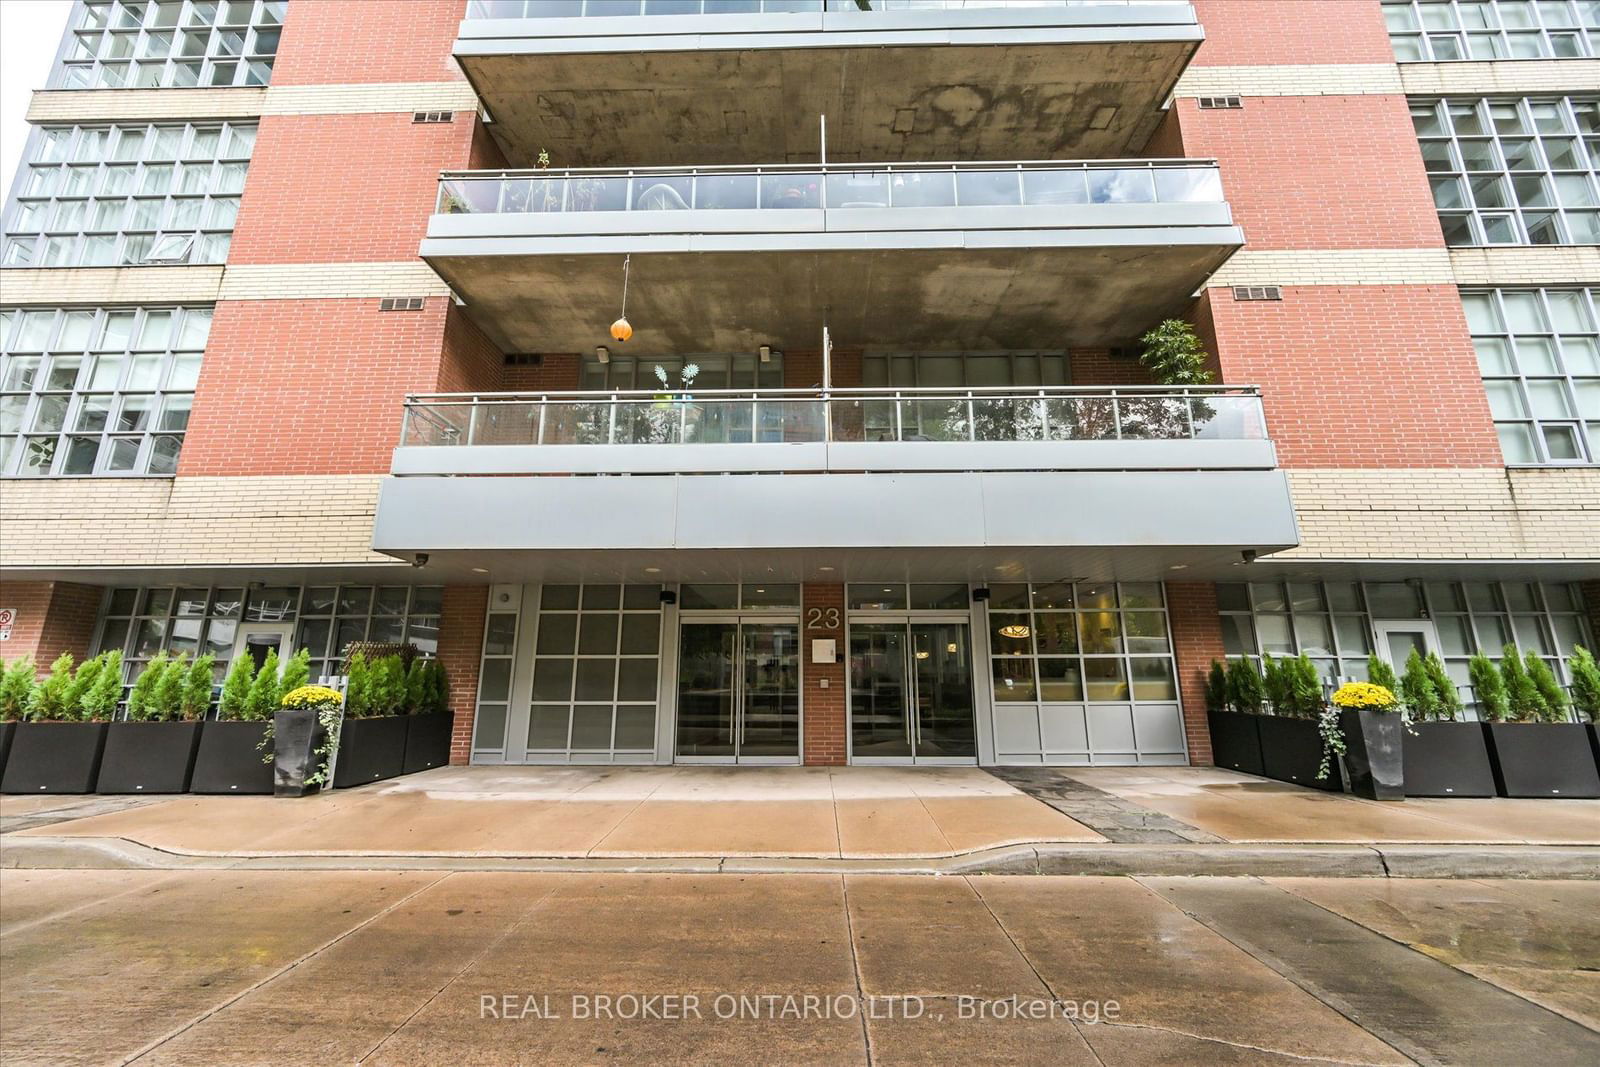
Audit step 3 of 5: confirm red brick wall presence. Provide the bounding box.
[271,0,468,86]
[1190,0,1394,66]
[1068,348,1155,387]
[1166,581,1225,766]
[783,349,863,389]
[437,305,505,394]
[0,581,102,673]
[440,585,487,766]
[1204,286,1503,468]
[801,583,846,766]
[502,354,582,392]
[1143,109,1186,159]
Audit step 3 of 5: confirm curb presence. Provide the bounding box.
[4,836,1597,879]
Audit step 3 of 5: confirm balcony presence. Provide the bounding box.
[421,160,1242,353]
[372,386,1298,582]
[455,1,1203,166]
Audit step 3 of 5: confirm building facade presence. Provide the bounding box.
[2,0,1597,769]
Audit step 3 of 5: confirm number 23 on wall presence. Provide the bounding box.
[805,607,840,631]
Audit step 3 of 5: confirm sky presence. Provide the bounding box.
[1,0,73,199]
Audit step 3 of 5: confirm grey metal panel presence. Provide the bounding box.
[822,203,1235,233]
[391,441,830,476]
[432,208,826,239]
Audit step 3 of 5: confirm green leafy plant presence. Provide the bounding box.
[405,658,429,715]
[125,653,169,722]
[1421,652,1463,721]
[1524,651,1569,724]
[1569,645,1600,724]
[1468,652,1508,722]
[1261,654,1290,715]
[63,655,104,715]
[243,648,281,721]
[1205,659,1229,712]
[279,648,311,697]
[1137,319,1215,386]
[81,651,123,722]
[344,650,372,718]
[0,657,37,721]
[179,654,216,721]
[1225,657,1265,715]
[1366,652,1400,697]
[369,654,407,717]
[218,654,254,720]
[150,652,188,721]
[1399,648,1440,721]
[1499,644,1549,723]
[1289,654,1325,719]
[427,660,449,715]
[27,653,77,722]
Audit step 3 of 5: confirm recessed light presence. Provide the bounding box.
[470,567,488,574]
[1168,564,1188,571]
[818,566,835,572]
[644,566,661,574]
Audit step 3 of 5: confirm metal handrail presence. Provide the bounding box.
[406,385,1259,403]
[466,1,1178,18]
[439,158,1218,180]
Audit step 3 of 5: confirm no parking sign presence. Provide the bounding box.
[0,607,14,641]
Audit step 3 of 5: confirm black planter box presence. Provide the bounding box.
[402,714,452,775]
[96,721,204,794]
[1255,714,1342,792]
[1402,721,1497,798]
[1338,708,1404,801]
[1484,722,1600,798]
[273,707,328,798]
[333,715,409,788]
[190,721,273,795]
[0,721,15,780]
[1206,711,1264,776]
[1589,723,1600,776]
[0,722,109,794]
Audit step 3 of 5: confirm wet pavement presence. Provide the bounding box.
[2,870,1595,1065]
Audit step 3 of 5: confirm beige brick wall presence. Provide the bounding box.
[217,262,452,300]
[0,265,224,307]
[1207,249,1453,287]
[0,476,391,569]
[1285,468,1600,562]
[1173,63,1402,97]
[1448,246,1600,287]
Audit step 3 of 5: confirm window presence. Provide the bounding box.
[2,121,255,268]
[578,352,785,391]
[94,584,445,687]
[861,352,1069,388]
[1462,288,1600,463]
[1385,1,1600,61]
[1413,97,1600,246]
[57,0,285,89]
[1216,580,1592,719]
[0,305,208,477]
[986,582,1176,705]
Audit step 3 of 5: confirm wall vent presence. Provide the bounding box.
[1197,96,1243,110]
[1232,285,1283,302]
[379,297,425,312]
[504,353,542,367]
[413,110,454,124]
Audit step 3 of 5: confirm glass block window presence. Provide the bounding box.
[1412,96,1600,246]
[0,305,208,477]
[95,584,445,686]
[57,0,285,89]
[1463,288,1600,463]
[525,584,664,761]
[2,121,256,268]
[1217,580,1592,719]
[1385,0,1600,61]
[987,581,1176,704]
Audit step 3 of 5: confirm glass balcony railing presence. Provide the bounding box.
[399,386,1265,450]
[437,161,1223,216]
[465,1,1165,18]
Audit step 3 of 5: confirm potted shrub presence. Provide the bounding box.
[332,652,411,788]
[190,652,275,794]
[0,656,37,778]
[1399,651,1495,797]
[1570,644,1600,774]
[1,652,113,794]
[274,684,340,797]
[98,653,212,794]
[1204,658,1263,776]
[402,658,453,774]
[1482,644,1600,798]
[1255,655,1340,791]
[1325,681,1403,801]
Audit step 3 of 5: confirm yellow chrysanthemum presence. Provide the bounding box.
[1329,682,1397,711]
[281,685,343,710]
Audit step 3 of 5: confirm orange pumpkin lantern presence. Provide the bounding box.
[610,316,633,342]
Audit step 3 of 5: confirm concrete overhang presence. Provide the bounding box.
[422,202,1242,352]
[371,469,1299,583]
[456,4,1203,165]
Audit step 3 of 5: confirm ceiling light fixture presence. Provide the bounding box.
[998,624,1031,639]
[471,567,489,574]
[644,566,662,574]
[595,345,609,363]
[610,253,633,342]
[758,345,772,363]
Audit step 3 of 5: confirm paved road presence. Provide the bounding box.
[1,871,1596,1065]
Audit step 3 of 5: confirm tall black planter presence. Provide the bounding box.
[190,721,273,794]
[0,722,109,794]
[1338,708,1404,801]
[1255,715,1342,792]
[1206,711,1264,776]
[1588,723,1600,776]
[333,715,408,788]
[96,721,204,794]
[274,708,327,798]
[1402,721,1497,798]
[403,713,452,775]
[1484,722,1600,798]
[0,721,15,781]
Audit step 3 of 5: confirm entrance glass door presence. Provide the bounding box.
[850,621,975,763]
[1373,620,1442,673]
[675,619,799,762]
